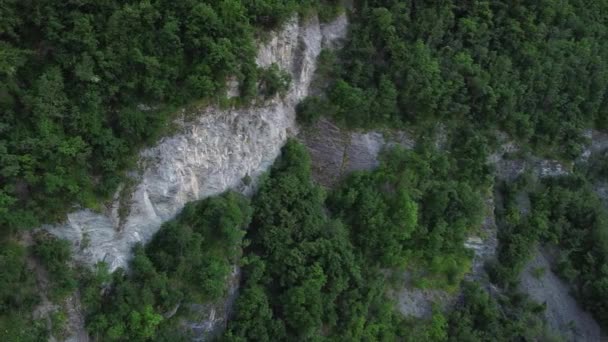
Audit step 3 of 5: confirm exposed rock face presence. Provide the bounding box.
[491,138,570,182]
[299,118,414,187]
[519,248,602,342]
[580,129,608,162]
[44,14,348,272]
[491,134,607,340]
[464,190,498,282]
[391,286,453,319]
[182,266,241,341]
[395,191,498,319]
[302,125,604,332]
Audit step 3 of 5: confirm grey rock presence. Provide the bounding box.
[344,131,386,173]
[580,129,608,162]
[298,119,348,187]
[464,190,498,282]
[225,76,240,99]
[320,13,348,49]
[388,270,455,319]
[63,291,89,342]
[299,118,414,187]
[490,131,572,181]
[182,266,241,341]
[520,249,602,342]
[44,14,349,272]
[594,181,608,206]
[392,287,453,319]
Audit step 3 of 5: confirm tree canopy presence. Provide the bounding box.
[303,0,608,159]
[0,0,335,232]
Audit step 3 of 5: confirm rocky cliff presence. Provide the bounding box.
[44,14,348,272]
[301,119,606,340]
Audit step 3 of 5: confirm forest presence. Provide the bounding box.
[303,0,608,158]
[0,0,337,232]
[2,0,608,340]
[0,139,559,340]
[223,140,555,341]
[492,167,608,329]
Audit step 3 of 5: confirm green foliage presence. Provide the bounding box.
[0,236,76,340]
[0,314,47,342]
[305,0,608,158]
[296,96,335,125]
[491,169,608,328]
[146,192,252,302]
[0,0,331,232]
[245,1,300,29]
[258,64,291,98]
[329,79,372,127]
[8,0,602,339]
[404,309,448,342]
[411,255,472,292]
[0,240,38,313]
[315,1,343,24]
[84,247,175,341]
[0,240,46,341]
[224,275,285,341]
[226,140,406,340]
[530,177,608,328]
[50,308,69,340]
[585,149,608,180]
[222,142,547,341]
[32,232,77,300]
[489,176,541,286]
[531,267,546,280]
[329,170,418,266]
[84,192,252,341]
[330,142,484,274]
[447,283,552,341]
[227,139,486,339]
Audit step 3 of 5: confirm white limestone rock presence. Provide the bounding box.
[44,14,349,272]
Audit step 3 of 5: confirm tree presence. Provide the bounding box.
[282,264,326,337]
[128,305,163,341]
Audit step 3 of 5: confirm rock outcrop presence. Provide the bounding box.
[44,14,348,272]
[299,118,414,187]
[181,266,241,341]
[490,131,607,340]
[519,248,602,342]
[302,123,606,335]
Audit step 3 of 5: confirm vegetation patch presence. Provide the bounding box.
[0,0,335,232]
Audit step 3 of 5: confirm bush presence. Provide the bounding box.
[0,240,45,341]
[84,191,252,340]
[32,233,77,300]
[258,64,291,98]
[447,283,549,341]
[296,96,335,125]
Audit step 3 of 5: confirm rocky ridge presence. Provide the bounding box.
[44,14,348,272]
